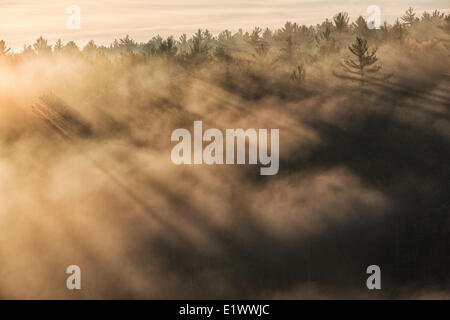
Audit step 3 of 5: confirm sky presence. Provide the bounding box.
[1,0,449,51]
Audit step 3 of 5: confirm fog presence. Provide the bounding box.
[0,10,449,298]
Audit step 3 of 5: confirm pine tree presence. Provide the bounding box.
[22,44,35,57]
[249,27,269,58]
[0,40,11,56]
[391,19,407,41]
[177,34,189,55]
[119,35,138,52]
[54,39,64,53]
[333,12,349,32]
[421,10,445,23]
[341,37,380,81]
[190,29,209,57]
[63,41,80,55]
[315,21,336,55]
[401,7,418,26]
[291,64,306,84]
[250,27,262,44]
[218,30,232,43]
[33,36,52,55]
[82,40,98,59]
[352,16,370,38]
[278,22,299,63]
[379,22,390,41]
[158,36,177,57]
[262,28,273,41]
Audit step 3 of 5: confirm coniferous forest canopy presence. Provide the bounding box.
[0,8,449,298]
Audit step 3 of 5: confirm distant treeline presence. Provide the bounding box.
[0,7,448,61]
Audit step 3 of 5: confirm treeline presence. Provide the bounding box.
[0,7,448,62]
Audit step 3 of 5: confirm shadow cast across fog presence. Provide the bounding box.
[129,79,449,299]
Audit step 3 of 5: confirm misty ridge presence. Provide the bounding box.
[0,7,449,299]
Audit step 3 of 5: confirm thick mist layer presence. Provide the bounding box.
[0,11,449,298]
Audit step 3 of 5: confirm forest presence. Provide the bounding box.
[0,8,449,298]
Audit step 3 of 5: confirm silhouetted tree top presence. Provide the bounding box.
[33,36,52,55]
[54,39,63,53]
[342,37,380,78]
[334,12,350,32]
[0,40,11,55]
[352,16,370,38]
[63,41,80,55]
[158,36,178,57]
[401,7,419,26]
[190,29,210,57]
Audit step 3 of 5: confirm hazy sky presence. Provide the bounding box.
[1,0,449,51]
